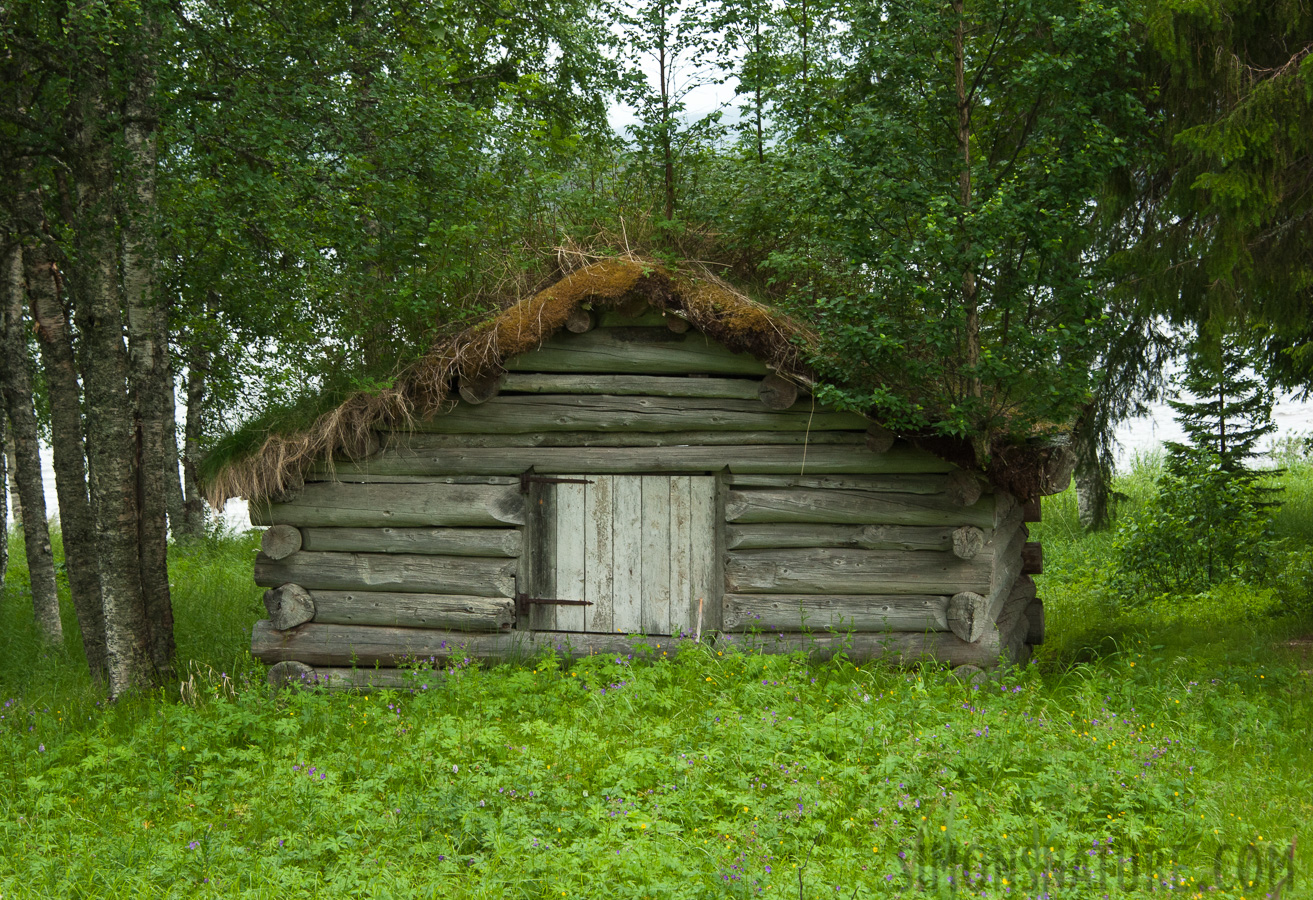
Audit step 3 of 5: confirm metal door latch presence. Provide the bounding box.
[519,473,595,493]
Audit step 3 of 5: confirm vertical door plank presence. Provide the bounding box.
[612,476,644,633]
[555,479,587,631]
[530,482,557,630]
[584,475,615,633]
[669,475,694,636]
[641,475,672,635]
[690,476,717,635]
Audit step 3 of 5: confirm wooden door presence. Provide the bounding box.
[546,475,716,635]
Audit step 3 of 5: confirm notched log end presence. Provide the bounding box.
[268,660,319,689]
[260,524,302,560]
[865,424,896,453]
[264,583,316,630]
[458,371,506,405]
[758,373,799,410]
[946,470,984,507]
[947,590,988,643]
[951,525,985,560]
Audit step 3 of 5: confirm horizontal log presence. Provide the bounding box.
[251,621,1007,667]
[565,308,594,333]
[261,525,302,560]
[725,548,992,595]
[505,327,770,375]
[866,424,896,453]
[725,523,958,552]
[311,590,514,631]
[320,444,953,477]
[249,482,525,528]
[252,621,695,666]
[718,629,1006,666]
[1021,541,1043,575]
[725,473,950,494]
[500,373,762,399]
[725,488,995,527]
[277,665,439,691]
[408,395,869,434]
[254,551,517,598]
[723,594,948,632]
[299,527,521,558]
[391,430,868,448]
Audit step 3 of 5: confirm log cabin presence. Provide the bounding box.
[206,258,1071,689]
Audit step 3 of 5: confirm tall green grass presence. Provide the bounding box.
[0,468,1310,897]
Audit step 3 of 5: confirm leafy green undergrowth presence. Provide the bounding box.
[0,477,1310,896]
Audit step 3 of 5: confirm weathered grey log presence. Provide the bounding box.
[254,551,518,598]
[725,523,958,552]
[394,429,867,448]
[1025,599,1045,644]
[249,482,525,528]
[499,373,762,399]
[724,548,992,595]
[718,629,1006,667]
[946,591,989,643]
[758,374,799,410]
[252,620,686,665]
[726,473,950,493]
[866,425,896,453]
[306,470,521,485]
[666,314,690,333]
[299,527,521,558]
[996,588,1035,665]
[505,327,770,375]
[268,660,320,689]
[264,583,316,630]
[261,524,303,560]
[1022,497,1042,522]
[946,470,984,507]
[321,443,954,477]
[725,488,995,527]
[984,500,1027,622]
[1010,574,1037,601]
[565,308,594,333]
[408,394,870,434]
[311,590,514,631]
[458,372,505,405]
[723,594,948,632]
[1021,541,1043,575]
[951,525,985,560]
[251,620,1008,667]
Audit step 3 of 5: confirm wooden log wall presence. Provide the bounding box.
[252,320,1042,684]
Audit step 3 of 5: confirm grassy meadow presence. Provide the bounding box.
[1,463,1311,898]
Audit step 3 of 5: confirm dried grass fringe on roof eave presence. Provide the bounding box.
[205,257,817,507]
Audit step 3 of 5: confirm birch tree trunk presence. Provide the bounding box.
[74,69,155,698]
[163,352,186,536]
[1,237,62,644]
[24,210,109,677]
[181,345,209,537]
[121,11,176,676]
[0,394,7,587]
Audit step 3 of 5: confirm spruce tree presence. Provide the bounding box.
[1163,330,1276,474]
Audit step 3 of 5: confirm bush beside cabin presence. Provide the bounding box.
[214,260,1062,687]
